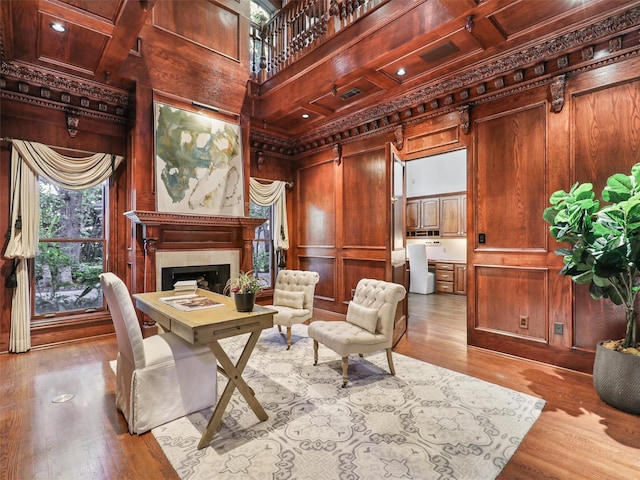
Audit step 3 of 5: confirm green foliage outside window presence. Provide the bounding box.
[34,179,106,316]
[250,202,274,288]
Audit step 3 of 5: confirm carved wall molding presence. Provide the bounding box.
[1,90,127,125]
[2,61,129,105]
[1,61,129,126]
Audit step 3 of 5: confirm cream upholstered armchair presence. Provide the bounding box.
[308,278,406,387]
[266,269,320,349]
[100,272,218,434]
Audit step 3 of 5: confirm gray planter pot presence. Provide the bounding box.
[593,342,640,415]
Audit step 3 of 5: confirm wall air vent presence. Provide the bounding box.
[420,41,460,64]
[340,88,363,100]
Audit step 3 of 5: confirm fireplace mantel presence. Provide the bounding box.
[124,210,265,229]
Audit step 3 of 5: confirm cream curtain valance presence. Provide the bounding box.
[249,178,289,250]
[10,139,123,191]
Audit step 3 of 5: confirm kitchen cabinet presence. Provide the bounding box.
[454,263,467,295]
[440,194,466,237]
[406,198,440,237]
[407,193,465,238]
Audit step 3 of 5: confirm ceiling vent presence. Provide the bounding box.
[420,41,460,64]
[340,88,363,100]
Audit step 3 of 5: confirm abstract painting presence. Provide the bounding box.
[154,102,244,216]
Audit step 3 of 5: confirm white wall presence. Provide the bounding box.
[406,149,466,197]
[406,238,467,262]
[405,149,467,261]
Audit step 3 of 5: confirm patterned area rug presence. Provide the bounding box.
[151,325,545,480]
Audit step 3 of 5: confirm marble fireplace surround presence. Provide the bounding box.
[125,210,265,294]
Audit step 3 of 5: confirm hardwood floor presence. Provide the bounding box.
[1,293,638,479]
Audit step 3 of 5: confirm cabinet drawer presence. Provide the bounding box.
[436,282,454,293]
[436,262,454,271]
[436,270,454,281]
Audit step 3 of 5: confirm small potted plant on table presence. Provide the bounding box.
[225,270,265,312]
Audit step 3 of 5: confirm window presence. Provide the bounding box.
[33,178,107,318]
[250,201,275,289]
[251,1,272,24]
[250,1,273,77]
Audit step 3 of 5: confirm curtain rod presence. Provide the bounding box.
[252,176,294,188]
[2,137,97,155]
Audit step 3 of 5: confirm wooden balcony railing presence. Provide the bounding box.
[250,0,387,83]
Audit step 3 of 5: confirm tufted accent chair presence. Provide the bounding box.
[266,269,320,349]
[308,278,406,387]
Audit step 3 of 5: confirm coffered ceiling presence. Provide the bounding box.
[1,0,150,89]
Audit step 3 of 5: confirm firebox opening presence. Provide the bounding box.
[161,264,230,294]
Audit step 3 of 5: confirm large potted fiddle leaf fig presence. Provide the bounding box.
[543,163,640,414]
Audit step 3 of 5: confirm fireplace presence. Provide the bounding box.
[161,264,230,293]
[125,210,265,294]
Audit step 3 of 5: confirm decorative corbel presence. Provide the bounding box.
[458,105,470,135]
[65,108,80,138]
[394,125,404,151]
[256,151,265,171]
[465,16,474,33]
[550,74,566,113]
[334,143,342,166]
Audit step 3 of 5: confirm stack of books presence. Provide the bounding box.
[173,279,198,295]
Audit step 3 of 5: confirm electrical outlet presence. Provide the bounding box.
[554,322,564,335]
[519,315,529,329]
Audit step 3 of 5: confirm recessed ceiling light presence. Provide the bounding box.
[396,68,407,76]
[302,113,310,119]
[51,22,66,33]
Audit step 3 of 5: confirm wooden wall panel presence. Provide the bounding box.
[406,126,459,154]
[571,80,640,349]
[298,161,335,247]
[475,104,547,250]
[0,146,11,353]
[342,148,387,248]
[299,256,335,301]
[475,266,547,341]
[153,0,240,60]
[120,1,249,118]
[342,258,387,303]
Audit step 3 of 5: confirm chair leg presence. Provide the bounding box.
[386,348,396,376]
[313,340,319,365]
[277,324,282,333]
[287,327,292,350]
[341,356,349,388]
